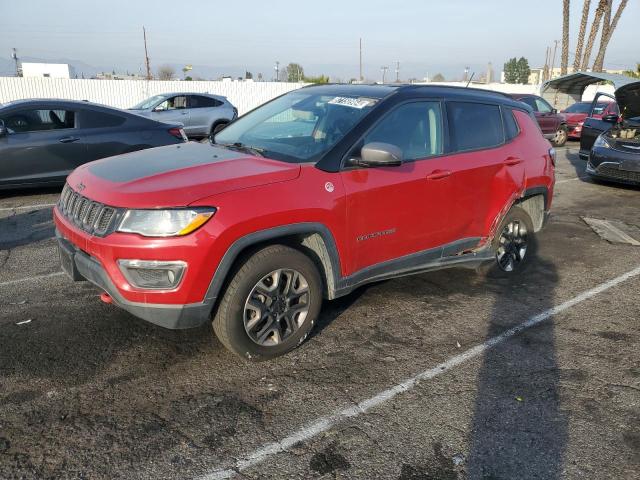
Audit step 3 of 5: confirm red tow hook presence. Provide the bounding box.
[99,292,113,304]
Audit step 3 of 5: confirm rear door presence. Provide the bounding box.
[580,92,617,156]
[187,95,222,136]
[341,100,452,273]
[77,107,138,161]
[0,106,85,186]
[444,101,523,241]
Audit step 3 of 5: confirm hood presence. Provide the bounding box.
[67,142,301,208]
[615,81,640,121]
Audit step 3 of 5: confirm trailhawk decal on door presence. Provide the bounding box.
[357,228,396,242]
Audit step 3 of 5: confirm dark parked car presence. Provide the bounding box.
[562,100,619,139]
[0,99,187,189]
[581,81,640,185]
[511,93,568,146]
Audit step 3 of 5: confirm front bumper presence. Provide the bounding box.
[57,231,213,329]
[587,146,640,185]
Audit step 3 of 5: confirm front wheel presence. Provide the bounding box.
[478,206,536,278]
[213,245,322,361]
[552,125,568,147]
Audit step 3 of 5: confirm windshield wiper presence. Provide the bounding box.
[218,142,265,157]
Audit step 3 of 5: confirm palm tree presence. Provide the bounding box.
[561,0,570,75]
[581,0,608,70]
[573,0,591,72]
[592,0,628,72]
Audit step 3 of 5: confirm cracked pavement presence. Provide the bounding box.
[0,145,639,479]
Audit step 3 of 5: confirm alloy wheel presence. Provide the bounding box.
[243,269,310,346]
[554,128,567,145]
[496,220,528,272]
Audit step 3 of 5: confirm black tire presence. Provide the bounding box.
[552,125,568,147]
[478,206,537,278]
[212,245,322,361]
[211,121,229,137]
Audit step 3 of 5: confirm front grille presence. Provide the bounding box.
[58,183,120,236]
[597,165,640,184]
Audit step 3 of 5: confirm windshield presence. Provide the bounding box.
[214,91,380,163]
[130,95,166,110]
[564,103,591,113]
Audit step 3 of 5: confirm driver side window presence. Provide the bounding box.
[0,109,76,133]
[535,98,553,113]
[363,102,443,161]
[155,96,187,111]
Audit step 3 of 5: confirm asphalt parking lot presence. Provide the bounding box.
[0,144,639,480]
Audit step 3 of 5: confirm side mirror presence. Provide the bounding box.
[602,113,619,124]
[551,108,558,114]
[0,120,6,137]
[354,142,403,167]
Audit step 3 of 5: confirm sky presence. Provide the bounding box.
[1,0,638,81]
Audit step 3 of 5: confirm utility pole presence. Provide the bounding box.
[550,40,560,80]
[395,61,400,82]
[380,66,389,84]
[274,61,280,82]
[143,27,152,80]
[11,48,20,77]
[359,38,363,82]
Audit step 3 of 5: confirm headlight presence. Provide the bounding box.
[117,208,216,237]
[593,135,611,149]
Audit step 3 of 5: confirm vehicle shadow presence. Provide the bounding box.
[0,186,61,201]
[0,207,55,250]
[466,256,567,478]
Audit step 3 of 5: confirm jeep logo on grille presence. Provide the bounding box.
[76,182,86,192]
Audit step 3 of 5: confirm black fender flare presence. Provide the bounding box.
[202,222,343,306]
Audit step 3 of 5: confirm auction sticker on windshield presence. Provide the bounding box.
[328,97,377,109]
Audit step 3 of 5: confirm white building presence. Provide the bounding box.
[21,63,76,79]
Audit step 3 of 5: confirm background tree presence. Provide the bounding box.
[581,0,608,69]
[286,63,304,82]
[432,73,445,82]
[516,57,531,84]
[157,65,175,81]
[245,71,253,80]
[503,58,519,84]
[592,0,628,71]
[561,0,570,75]
[573,0,591,71]
[623,63,640,78]
[303,74,330,84]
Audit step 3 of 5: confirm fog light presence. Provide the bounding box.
[118,260,186,290]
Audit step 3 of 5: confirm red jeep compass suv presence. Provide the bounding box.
[55,85,555,360]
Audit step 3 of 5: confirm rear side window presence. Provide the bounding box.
[503,108,520,141]
[447,102,504,151]
[0,109,75,133]
[189,95,223,108]
[364,101,443,160]
[79,110,126,128]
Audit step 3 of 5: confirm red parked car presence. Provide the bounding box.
[562,101,619,139]
[511,94,568,147]
[55,85,555,360]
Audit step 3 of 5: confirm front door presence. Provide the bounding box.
[150,95,190,129]
[341,100,451,274]
[0,106,85,186]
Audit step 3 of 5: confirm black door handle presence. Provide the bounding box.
[59,136,80,143]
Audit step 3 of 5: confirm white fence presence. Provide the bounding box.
[0,77,616,115]
[0,77,305,115]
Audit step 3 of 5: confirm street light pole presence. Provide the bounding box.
[380,66,388,84]
[274,61,279,82]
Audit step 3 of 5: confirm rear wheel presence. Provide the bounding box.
[210,121,229,137]
[213,245,322,361]
[478,206,536,278]
[552,125,568,147]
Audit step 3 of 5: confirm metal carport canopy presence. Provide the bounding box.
[541,71,636,109]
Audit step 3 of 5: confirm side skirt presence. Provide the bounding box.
[333,237,493,298]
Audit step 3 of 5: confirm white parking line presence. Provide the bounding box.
[198,264,640,480]
[555,176,588,185]
[0,203,57,212]
[0,272,64,288]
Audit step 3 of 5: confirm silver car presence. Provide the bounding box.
[129,92,237,138]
